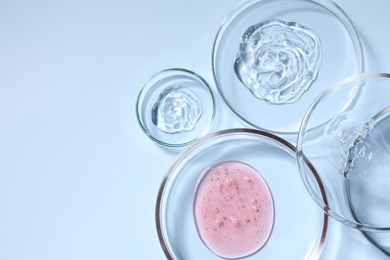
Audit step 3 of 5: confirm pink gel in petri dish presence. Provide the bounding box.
[194,161,274,258]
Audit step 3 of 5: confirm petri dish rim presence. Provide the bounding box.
[136,68,216,147]
[156,128,329,259]
[297,72,390,231]
[211,0,364,135]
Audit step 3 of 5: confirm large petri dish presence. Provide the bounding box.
[156,128,328,259]
[136,68,216,147]
[212,0,364,135]
[297,73,390,255]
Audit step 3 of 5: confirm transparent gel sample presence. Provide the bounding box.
[348,117,390,180]
[151,85,202,133]
[324,112,373,176]
[324,110,390,179]
[234,20,322,104]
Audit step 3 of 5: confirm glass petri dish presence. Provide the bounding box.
[136,68,216,147]
[297,73,390,254]
[156,128,328,259]
[212,0,364,135]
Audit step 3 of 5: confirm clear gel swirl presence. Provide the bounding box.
[324,112,373,177]
[234,20,322,104]
[151,85,202,133]
[324,110,390,180]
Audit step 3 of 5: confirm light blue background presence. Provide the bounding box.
[1,0,390,259]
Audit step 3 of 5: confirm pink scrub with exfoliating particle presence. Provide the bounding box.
[194,161,274,258]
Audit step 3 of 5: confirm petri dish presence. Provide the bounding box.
[297,73,390,254]
[136,68,216,147]
[156,128,328,259]
[212,0,364,135]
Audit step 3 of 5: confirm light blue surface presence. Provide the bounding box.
[1,0,390,259]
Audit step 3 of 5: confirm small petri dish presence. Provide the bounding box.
[297,73,390,255]
[156,128,328,259]
[136,68,216,147]
[212,0,364,135]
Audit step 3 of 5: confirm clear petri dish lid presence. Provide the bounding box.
[212,0,364,135]
[136,68,216,147]
[297,73,390,255]
[156,128,328,259]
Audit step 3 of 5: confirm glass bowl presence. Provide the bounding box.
[136,68,216,147]
[212,0,364,135]
[297,73,390,254]
[156,128,328,259]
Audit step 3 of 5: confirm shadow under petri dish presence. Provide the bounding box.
[297,73,390,256]
[344,107,390,255]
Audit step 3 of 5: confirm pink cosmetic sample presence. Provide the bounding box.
[194,161,274,258]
